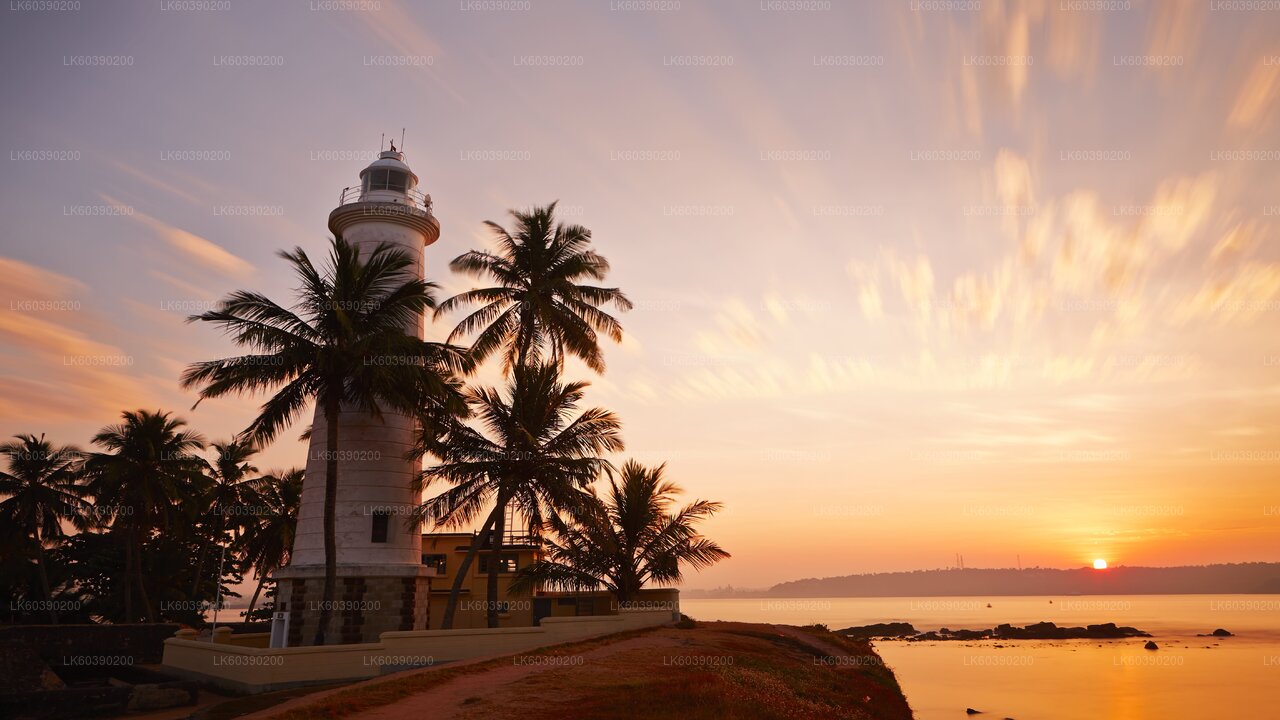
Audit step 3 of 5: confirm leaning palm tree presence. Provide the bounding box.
[438,201,632,374]
[437,202,631,626]
[415,363,623,628]
[83,410,208,622]
[0,434,91,623]
[510,460,730,605]
[189,439,260,600]
[238,468,304,619]
[183,236,466,645]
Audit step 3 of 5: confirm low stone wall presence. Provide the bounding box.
[211,628,272,648]
[161,607,676,694]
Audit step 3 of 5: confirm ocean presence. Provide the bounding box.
[681,595,1280,719]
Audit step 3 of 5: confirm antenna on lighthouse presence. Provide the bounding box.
[400,127,406,153]
[380,132,385,152]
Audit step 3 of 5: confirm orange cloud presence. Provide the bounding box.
[0,257,86,300]
[0,258,153,422]
[1174,262,1280,326]
[101,194,253,277]
[1228,59,1280,130]
[1146,0,1202,60]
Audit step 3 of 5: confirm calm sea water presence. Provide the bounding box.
[681,595,1280,719]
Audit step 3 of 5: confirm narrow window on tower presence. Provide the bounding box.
[371,510,390,543]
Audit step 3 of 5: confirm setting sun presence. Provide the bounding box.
[1093,559,1109,570]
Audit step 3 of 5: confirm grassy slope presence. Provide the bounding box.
[262,621,913,720]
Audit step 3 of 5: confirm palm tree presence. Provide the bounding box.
[415,363,623,628]
[0,434,91,623]
[438,201,632,374]
[238,468,303,619]
[437,202,631,626]
[510,460,729,605]
[190,439,260,601]
[83,410,208,622]
[183,236,466,644]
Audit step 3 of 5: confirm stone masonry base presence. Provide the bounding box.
[275,570,430,646]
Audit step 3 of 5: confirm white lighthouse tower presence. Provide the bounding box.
[274,145,440,645]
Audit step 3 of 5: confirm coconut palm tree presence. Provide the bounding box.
[0,434,91,623]
[510,460,729,605]
[182,236,466,644]
[189,439,260,601]
[83,410,208,623]
[238,468,303,619]
[437,202,631,626]
[415,363,623,628]
[439,202,632,373]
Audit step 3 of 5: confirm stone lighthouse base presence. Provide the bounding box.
[272,564,433,646]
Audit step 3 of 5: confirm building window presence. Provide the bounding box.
[422,553,447,575]
[371,511,390,543]
[477,554,518,574]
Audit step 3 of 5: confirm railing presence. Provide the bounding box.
[337,186,433,214]
[478,532,539,549]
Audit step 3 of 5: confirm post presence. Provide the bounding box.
[211,541,226,633]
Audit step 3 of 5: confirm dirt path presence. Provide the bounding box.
[243,631,682,720]
[359,633,683,720]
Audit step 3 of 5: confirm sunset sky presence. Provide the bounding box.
[1,1,1278,589]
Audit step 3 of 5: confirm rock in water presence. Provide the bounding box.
[1211,628,1233,637]
[966,709,982,715]
[836,622,917,638]
[1144,641,1158,650]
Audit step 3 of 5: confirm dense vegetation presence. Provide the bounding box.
[0,204,729,638]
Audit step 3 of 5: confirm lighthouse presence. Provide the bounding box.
[273,146,440,645]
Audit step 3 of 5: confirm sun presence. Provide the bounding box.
[1093,559,1108,570]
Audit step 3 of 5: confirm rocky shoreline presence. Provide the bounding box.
[837,620,1152,641]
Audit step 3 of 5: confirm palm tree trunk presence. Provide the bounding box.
[34,542,57,624]
[498,320,532,631]
[134,524,155,622]
[486,498,506,628]
[314,401,340,646]
[515,319,533,372]
[122,532,134,622]
[190,513,228,602]
[190,537,210,600]
[440,504,502,629]
[245,573,267,620]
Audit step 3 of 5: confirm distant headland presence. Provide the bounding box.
[687,563,1280,598]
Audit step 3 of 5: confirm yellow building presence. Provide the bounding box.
[420,532,638,629]
[421,531,536,629]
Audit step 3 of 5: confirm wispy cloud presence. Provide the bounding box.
[101,194,253,277]
[0,257,87,299]
[0,257,152,422]
[1228,58,1280,130]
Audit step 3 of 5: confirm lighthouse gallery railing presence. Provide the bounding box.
[337,186,433,214]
